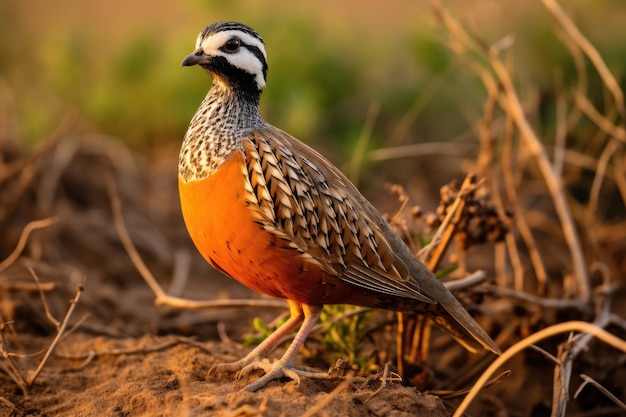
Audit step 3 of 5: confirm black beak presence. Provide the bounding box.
[181,49,208,67]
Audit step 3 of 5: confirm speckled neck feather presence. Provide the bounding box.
[179,82,264,181]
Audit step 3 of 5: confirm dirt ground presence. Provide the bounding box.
[7,334,448,417]
[1,126,625,417]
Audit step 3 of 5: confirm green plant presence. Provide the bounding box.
[319,304,376,373]
[242,315,289,347]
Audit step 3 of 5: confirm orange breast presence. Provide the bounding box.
[179,151,356,305]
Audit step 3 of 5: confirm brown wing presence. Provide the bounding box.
[239,124,501,354]
[240,125,435,304]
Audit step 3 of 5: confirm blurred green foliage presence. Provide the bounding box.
[1,0,625,160]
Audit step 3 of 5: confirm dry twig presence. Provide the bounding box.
[0,321,28,391]
[28,267,61,328]
[541,0,625,119]
[417,173,483,267]
[0,264,83,392]
[368,142,477,162]
[0,217,58,274]
[574,92,626,143]
[363,362,402,403]
[452,321,626,417]
[429,370,511,399]
[574,374,626,411]
[0,281,55,293]
[27,283,83,386]
[551,286,613,417]
[0,395,16,412]
[484,285,589,311]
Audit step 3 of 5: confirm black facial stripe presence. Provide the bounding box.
[205,56,262,96]
[214,41,267,81]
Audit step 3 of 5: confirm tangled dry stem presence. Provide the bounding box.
[0,268,83,393]
[453,321,626,417]
[430,0,626,415]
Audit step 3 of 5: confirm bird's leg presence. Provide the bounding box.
[238,304,324,391]
[211,300,305,374]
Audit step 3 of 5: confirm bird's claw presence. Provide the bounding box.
[209,354,264,377]
[238,359,300,391]
[237,359,333,391]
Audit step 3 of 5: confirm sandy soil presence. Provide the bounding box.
[7,334,448,417]
[1,267,452,417]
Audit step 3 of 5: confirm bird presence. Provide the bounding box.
[179,21,500,392]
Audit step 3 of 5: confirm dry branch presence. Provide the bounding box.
[0,282,55,293]
[28,267,61,328]
[429,370,511,399]
[452,321,626,417]
[418,173,483,269]
[541,0,625,119]
[574,374,626,411]
[27,283,83,386]
[361,362,403,403]
[0,217,58,274]
[487,34,590,302]
[0,266,83,392]
[574,92,626,143]
[551,286,613,417]
[0,396,16,412]
[484,285,588,311]
[0,321,28,391]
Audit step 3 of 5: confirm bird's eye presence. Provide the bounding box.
[224,38,241,52]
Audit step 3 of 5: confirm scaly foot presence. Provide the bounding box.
[238,358,328,392]
[210,304,323,391]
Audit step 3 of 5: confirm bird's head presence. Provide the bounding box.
[182,22,268,95]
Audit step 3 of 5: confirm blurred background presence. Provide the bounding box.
[2,1,626,415]
[3,0,625,167]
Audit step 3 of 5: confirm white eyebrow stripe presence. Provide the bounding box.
[199,31,267,62]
